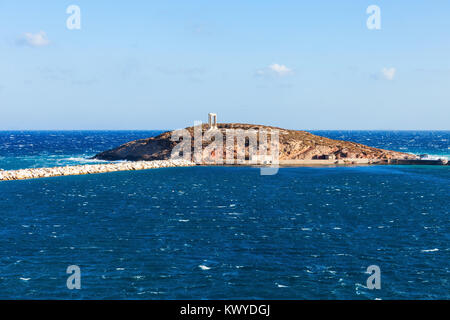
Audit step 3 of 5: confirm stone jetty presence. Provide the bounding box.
[0,159,195,182]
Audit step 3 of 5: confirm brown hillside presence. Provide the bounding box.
[94,123,417,162]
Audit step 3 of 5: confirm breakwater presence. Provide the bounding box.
[0,159,195,181]
[1,157,447,182]
[392,158,449,165]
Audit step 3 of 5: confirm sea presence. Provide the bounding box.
[0,130,448,299]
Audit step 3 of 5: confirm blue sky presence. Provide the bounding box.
[0,1,449,130]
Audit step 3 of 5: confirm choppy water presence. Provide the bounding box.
[0,131,448,299]
[0,131,163,170]
[314,130,449,160]
[0,131,448,170]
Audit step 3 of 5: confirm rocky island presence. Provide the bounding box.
[94,122,418,165]
[2,118,448,182]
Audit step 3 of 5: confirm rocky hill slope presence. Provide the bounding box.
[94,123,417,162]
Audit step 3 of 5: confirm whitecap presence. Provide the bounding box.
[421,248,439,253]
[199,265,211,270]
[414,154,449,161]
[63,157,112,163]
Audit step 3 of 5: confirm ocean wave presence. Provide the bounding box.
[421,248,439,253]
[414,154,449,161]
[199,265,211,271]
[62,157,110,163]
[60,157,126,164]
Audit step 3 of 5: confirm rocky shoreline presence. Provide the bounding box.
[0,159,194,181]
[1,157,448,182]
[94,123,418,163]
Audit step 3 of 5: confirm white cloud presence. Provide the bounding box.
[256,63,293,77]
[19,31,50,47]
[382,67,396,80]
[269,63,292,76]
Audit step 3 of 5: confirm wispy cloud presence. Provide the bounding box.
[256,63,293,77]
[38,66,72,81]
[269,63,292,76]
[17,31,50,47]
[381,67,396,80]
[157,66,206,76]
[187,23,212,36]
[36,66,97,86]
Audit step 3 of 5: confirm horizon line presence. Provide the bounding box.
[0,128,449,132]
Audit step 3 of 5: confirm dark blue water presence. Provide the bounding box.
[0,131,448,170]
[314,131,449,160]
[0,131,163,170]
[0,131,448,299]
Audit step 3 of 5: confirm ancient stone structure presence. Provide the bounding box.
[208,113,217,129]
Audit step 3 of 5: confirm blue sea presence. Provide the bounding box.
[0,131,448,299]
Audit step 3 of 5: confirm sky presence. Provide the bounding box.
[0,0,449,130]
